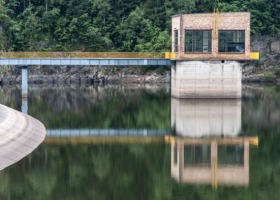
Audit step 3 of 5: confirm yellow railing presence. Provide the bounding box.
[249,52,259,60]
[249,137,259,146]
[164,52,175,59]
[0,51,258,60]
[165,136,259,146]
[43,135,258,145]
[0,52,167,59]
[44,136,166,144]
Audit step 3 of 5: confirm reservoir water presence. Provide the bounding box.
[0,84,279,199]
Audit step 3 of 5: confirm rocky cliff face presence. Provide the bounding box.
[0,65,170,85]
[243,35,280,84]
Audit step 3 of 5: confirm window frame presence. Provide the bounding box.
[218,145,244,166]
[184,30,212,53]
[174,30,179,52]
[218,30,245,53]
[184,144,211,166]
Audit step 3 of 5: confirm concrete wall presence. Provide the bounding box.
[172,12,251,60]
[171,61,242,98]
[171,98,241,137]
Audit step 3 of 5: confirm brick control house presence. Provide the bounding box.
[172,12,257,60]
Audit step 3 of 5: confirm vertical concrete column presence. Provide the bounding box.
[21,98,28,114]
[171,64,177,97]
[244,139,250,184]
[22,66,28,98]
[211,140,218,190]
[245,29,251,57]
[179,141,184,182]
[212,31,219,57]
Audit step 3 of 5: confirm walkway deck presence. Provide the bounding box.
[0,52,172,66]
[44,128,169,144]
[46,128,169,136]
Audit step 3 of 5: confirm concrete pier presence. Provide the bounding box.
[170,12,258,98]
[171,61,242,98]
[171,98,241,137]
[0,104,46,170]
[21,97,28,114]
[21,66,28,98]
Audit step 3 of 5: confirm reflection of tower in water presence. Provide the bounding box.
[169,98,258,189]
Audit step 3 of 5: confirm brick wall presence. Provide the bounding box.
[172,15,181,53]
[172,12,251,60]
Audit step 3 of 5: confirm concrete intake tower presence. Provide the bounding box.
[171,12,258,98]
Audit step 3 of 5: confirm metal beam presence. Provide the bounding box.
[0,58,171,66]
[10,58,171,98]
[44,136,166,144]
[46,129,169,137]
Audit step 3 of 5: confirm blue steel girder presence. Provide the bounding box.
[0,58,171,66]
[46,129,169,136]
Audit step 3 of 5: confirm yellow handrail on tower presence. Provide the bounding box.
[213,0,219,39]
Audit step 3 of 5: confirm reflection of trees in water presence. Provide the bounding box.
[92,149,111,180]
[1,85,280,199]
[242,85,280,200]
[1,127,280,198]
[0,143,171,200]
[25,168,57,198]
[0,87,21,110]
[0,85,170,129]
[242,85,280,129]
[2,140,277,200]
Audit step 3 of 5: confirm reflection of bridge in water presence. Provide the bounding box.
[40,97,259,188]
[44,129,169,144]
[46,129,168,136]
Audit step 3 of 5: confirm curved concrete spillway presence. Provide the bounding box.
[0,104,46,170]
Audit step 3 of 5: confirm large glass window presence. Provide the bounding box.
[218,145,244,166]
[174,30,179,52]
[219,30,245,53]
[185,30,212,53]
[184,144,211,166]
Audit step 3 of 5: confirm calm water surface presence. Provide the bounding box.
[0,84,279,200]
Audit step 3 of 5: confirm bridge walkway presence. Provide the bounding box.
[0,52,173,66]
[44,128,171,144]
[0,52,174,97]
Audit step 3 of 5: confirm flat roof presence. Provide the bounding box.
[172,12,250,18]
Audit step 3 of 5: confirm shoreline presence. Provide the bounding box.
[0,75,279,86]
[0,74,170,85]
[0,78,278,89]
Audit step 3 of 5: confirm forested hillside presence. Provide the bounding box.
[0,0,279,52]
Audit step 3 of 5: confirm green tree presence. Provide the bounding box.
[164,0,196,32]
[18,4,42,50]
[218,0,280,37]
[116,7,169,52]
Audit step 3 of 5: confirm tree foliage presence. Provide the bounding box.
[0,0,278,51]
